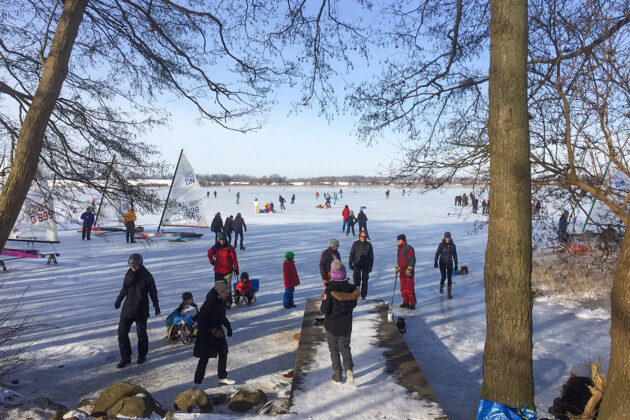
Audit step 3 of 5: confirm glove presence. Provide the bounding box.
[434,262,438,268]
[155,305,161,316]
[405,267,413,277]
[226,325,233,337]
[394,265,400,274]
[234,270,239,277]
[114,300,121,309]
[454,265,458,272]
[214,329,225,339]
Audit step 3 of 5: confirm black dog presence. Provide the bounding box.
[396,317,406,334]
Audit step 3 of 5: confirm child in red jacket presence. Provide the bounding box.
[234,272,254,305]
[283,252,300,309]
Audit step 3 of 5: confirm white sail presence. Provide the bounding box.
[160,153,207,228]
[7,165,59,242]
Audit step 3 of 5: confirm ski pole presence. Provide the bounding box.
[390,271,398,310]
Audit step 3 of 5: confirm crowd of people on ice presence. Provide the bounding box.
[105,187,598,417]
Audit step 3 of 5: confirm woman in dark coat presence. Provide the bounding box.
[192,282,235,387]
[434,232,458,299]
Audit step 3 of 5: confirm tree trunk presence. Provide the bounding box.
[481,0,534,409]
[598,230,630,416]
[0,0,87,252]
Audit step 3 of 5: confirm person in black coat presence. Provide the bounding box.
[223,215,234,244]
[434,232,458,299]
[232,213,247,250]
[279,195,286,210]
[356,209,369,239]
[114,253,160,368]
[192,282,235,387]
[319,239,341,285]
[345,211,356,236]
[210,212,223,243]
[349,233,374,300]
[320,260,359,384]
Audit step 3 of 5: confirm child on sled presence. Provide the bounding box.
[234,272,255,305]
[166,292,199,342]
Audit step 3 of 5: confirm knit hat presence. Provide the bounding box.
[240,271,249,280]
[569,363,592,378]
[330,260,347,281]
[329,238,339,248]
[396,234,406,241]
[444,231,451,239]
[284,251,295,260]
[214,282,230,295]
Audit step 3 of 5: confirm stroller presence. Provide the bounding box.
[166,304,198,344]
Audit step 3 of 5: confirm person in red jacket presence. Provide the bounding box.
[234,272,254,305]
[341,205,350,232]
[207,232,239,308]
[395,234,416,310]
[283,251,300,309]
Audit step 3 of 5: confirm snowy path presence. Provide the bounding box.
[0,187,611,419]
[290,299,445,419]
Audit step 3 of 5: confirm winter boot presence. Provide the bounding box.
[447,287,453,299]
[399,302,409,309]
[218,377,236,385]
[332,371,342,384]
[345,370,354,385]
[439,283,444,294]
[116,359,131,369]
[135,356,146,364]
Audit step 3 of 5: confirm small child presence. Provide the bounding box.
[283,251,300,309]
[320,259,359,385]
[167,292,199,335]
[234,272,254,305]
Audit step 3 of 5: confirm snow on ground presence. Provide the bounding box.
[0,187,611,419]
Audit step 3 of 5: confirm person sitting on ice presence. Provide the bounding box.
[547,362,600,420]
[234,272,254,305]
[167,291,199,330]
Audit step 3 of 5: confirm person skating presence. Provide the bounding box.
[279,195,287,210]
[192,282,235,388]
[319,239,341,289]
[356,209,369,239]
[235,191,240,204]
[123,208,137,243]
[290,194,295,204]
[223,215,234,244]
[283,251,300,308]
[114,253,160,368]
[320,260,359,385]
[210,212,223,243]
[232,213,247,250]
[395,234,416,310]
[349,232,374,300]
[213,190,217,198]
[434,232,458,299]
[207,232,239,308]
[341,205,350,232]
[345,211,356,236]
[234,272,254,305]
[80,207,95,240]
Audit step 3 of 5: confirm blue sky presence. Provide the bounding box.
[144,87,404,179]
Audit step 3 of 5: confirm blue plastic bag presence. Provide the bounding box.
[475,399,536,420]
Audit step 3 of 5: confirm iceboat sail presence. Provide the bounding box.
[158,150,207,230]
[7,165,59,243]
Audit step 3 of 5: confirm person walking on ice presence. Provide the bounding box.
[123,208,137,243]
[395,234,416,310]
[434,232,458,299]
[192,282,235,388]
[356,209,369,239]
[341,205,350,232]
[349,231,373,300]
[320,259,359,385]
[114,253,160,368]
[232,213,247,250]
[254,198,259,214]
[207,232,239,308]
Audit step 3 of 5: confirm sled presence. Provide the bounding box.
[140,231,203,239]
[233,279,259,304]
[452,265,469,275]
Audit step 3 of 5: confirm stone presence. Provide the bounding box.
[49,408,89,420]
[92,382,166,418]
[77,398,95,414]
[173,389,212,413]
[228,388,268,412]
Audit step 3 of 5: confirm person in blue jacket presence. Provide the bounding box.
[434,232,458,299]
[558,211,569,242]
[80,207,95,240]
